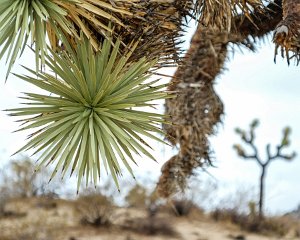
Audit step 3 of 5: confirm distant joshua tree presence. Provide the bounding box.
[233,119,296,219]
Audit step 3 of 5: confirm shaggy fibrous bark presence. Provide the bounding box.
[236,0,282,40]
[47,0,194,69]
[195,0,268,32]
[156,0,285,198]
[273,0,300,64]
[157,26,228,198]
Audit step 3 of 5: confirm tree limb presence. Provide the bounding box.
[273,0,300,64]
[235,0,283,39]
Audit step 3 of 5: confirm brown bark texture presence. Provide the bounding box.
[156,26,227,198]
[236,0,282,40]
[195,0,268,32]
[156,1,284,198]
[273,0,300,64]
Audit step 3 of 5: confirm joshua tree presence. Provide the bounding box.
[157,0,300,198]
[0,1,298,194]
[233,119,296,218]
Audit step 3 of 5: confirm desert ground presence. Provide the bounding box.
[0,196,299,240]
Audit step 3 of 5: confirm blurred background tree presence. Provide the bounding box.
[0,155,64,217]
[233,119,297,219]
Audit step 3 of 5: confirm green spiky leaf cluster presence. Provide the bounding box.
[7,36,171,192]
[0,0,78,79]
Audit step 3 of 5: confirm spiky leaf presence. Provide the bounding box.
[0,0,133,79]
[0,0,81,79]
[7,36,170,192]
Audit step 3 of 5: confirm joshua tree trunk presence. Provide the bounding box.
[234,122,296,219]
[156,25,228,198]
[259,165,266,219]
[156,1,285,198]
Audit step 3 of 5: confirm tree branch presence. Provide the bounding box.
[266,144,296,166]
[273,0,300,64]
[242,139,263,166]
[235,0,283,39]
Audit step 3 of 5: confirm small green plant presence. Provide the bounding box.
[233,119,296,219]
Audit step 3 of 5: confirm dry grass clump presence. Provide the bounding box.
[0,157,62,219]
[211,208,299,237]
[0,213,56,240]
[125,184,161,213]
[0,210,27,219]
[256,217,291,236]
[125,184,148,209]
[0,190,10,218]
[122,216,177,237]
[34,197,58,210]
[0,157,62,200]
[75,193,114,227]
[169,199,203,217]
[295,227,300,238]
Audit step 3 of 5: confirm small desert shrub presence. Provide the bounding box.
[211,208,244,223]
[0,169,13,217]
[76,193,114,227]
[0,237,12,240]
[123,217,177,236]
[171,199,194,216]
[0,191,9,217]
[0,157,63,200]
[1,211,27,219]
[211,208,290,236]
[125,184,161,211]
[35,198,57,209]
[0,214,55,240]
[168,198,203,218]
[258,217,290,236]
[295,227,300,237]
[125,184,148,208]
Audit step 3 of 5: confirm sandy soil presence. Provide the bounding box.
[0,197,298,240]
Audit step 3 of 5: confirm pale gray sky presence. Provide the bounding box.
[210,43,300,214]
[0,26,299,214]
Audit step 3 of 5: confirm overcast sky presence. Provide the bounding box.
[210,43,300,214]
[0,26,299,214]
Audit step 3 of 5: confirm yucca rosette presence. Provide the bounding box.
[7,37,171,192]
